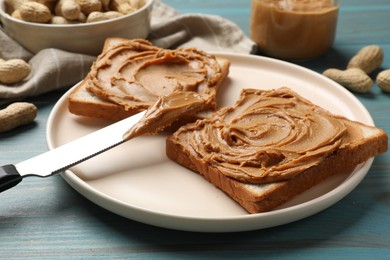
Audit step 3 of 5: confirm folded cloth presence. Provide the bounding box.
[149,1,255,53]
[0,0,255,103]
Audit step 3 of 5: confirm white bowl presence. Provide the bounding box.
[0,0,153,56]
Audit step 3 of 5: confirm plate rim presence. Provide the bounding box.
[46,53,374,232]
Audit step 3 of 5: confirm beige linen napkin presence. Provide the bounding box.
[0,0,255,103]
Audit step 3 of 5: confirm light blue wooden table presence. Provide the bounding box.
[1,0,389,258]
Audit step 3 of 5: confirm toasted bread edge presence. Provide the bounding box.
[166,119,388,213]
[67,55,230,122]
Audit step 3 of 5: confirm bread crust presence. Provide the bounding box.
[166,90,388,214]
[166,127,387,213]
[68,38,230,122]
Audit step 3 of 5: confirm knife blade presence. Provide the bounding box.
[0,110,146,193]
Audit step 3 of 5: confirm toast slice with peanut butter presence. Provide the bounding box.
[166,87,388,213]
[68,38,230,122]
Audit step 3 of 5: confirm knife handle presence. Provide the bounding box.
[0,164,22,193]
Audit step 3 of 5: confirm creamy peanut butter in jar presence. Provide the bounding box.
[250,0,340,60]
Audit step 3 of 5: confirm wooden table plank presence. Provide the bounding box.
[0,0,389,258]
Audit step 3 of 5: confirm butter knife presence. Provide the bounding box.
[0,111,146,193]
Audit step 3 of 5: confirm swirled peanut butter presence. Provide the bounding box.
[86,39,223,111]
[250,0,339,60]
[123,91,209,140]
[172,87,366,184]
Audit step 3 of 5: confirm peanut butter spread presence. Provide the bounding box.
[86,39,223,111]
[123,91,209,140]
[172,87,365,184]
[250,0,339,60]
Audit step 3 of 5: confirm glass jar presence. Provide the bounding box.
[250,0,341,60]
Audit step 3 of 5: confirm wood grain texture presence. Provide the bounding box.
[0,0,389,258]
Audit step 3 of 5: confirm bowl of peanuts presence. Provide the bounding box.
[0,0,153,55]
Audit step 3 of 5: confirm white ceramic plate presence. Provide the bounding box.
[46,53,374,232]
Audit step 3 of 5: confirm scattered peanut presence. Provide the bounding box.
[323,68,373,93]
[4,0,30,13]
[347,45,384,74]
[376,69,390,92]
[78,11,87,22]
[35,0,56,12]
[11,9,22,19]
[19,1,52,23]
[55,0,81,21]
[86,10,123,23]
[4,0,145,24]
[75,0,102,15]
[50,15,78,24]
[130,0,145,9]
[0,102,37,133]
[0,59,31,85]
[109,0,136,14]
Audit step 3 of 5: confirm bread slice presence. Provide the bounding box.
[166,87,388,213]
[68,38,230,122]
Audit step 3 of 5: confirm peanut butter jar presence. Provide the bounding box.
[250,0,340,60]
